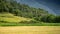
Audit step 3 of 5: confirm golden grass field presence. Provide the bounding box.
[0,26,60,34]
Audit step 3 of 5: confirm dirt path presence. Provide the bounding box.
[0,26,60,34]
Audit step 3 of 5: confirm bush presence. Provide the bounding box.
[19,20,39,24]
[40,15,56,23]
[54,16,60,23]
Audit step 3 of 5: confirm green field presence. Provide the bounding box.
[0,23,60,26]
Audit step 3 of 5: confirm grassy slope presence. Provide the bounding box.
[0,13,32,23]
[0,13,60,26]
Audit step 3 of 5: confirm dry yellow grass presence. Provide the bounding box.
[0,26,60,34]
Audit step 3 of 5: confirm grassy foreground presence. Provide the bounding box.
[0,26,60,34]
[0,23,60,26]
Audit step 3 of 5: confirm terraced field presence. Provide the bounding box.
[0,26,60,34]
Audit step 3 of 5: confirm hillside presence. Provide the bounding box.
[0,0,48,17]
[0,13,32,23]
[0,0,60,26]
[17,0,60,15]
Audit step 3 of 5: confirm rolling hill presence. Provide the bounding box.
[0,0,60,26]
[0,13,32,23]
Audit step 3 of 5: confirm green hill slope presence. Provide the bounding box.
[0,13,32,23]
[0,0,60,24]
